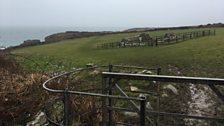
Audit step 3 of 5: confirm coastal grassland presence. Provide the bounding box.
[8,27,224,126]
[12,27,224,77]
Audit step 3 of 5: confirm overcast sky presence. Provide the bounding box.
[0,0,224,28]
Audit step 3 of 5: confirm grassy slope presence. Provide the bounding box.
[13,28,224,77]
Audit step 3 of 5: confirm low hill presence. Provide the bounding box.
[123,23,224,32]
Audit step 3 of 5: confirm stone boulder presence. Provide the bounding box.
[0,46,6,50]
[26,111,48,126]
[163,84,178,95]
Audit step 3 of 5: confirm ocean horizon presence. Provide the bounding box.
[0,26,126,47]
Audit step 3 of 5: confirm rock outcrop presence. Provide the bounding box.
[20,39,41,47]
[44,31,112,43]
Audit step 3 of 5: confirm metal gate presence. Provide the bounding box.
[43,64,224,126]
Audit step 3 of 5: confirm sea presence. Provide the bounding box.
[0,26,124,47]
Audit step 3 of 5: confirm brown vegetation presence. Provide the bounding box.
[0,54,105,125]
[0,53,48,125]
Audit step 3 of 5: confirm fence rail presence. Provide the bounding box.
[97,29,216,49]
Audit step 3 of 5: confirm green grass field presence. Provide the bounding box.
[12,27,224,77]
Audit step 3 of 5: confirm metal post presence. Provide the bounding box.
[102,77,107,126]
[157,68,161,75]
[156,68,161,126]
[63,89,69,126]
[140,97,146,126]
[214,29,216,36]
[108,64,113,126]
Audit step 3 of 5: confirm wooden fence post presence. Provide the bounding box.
[155,38,158,47]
